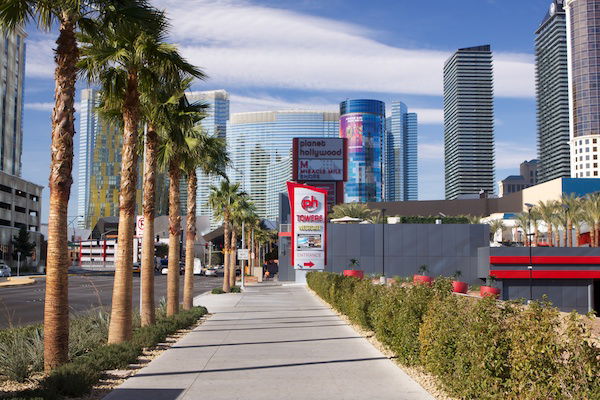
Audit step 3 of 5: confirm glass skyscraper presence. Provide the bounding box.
[339,99,385,203]
[180,90,229,229]
[385,102,418,201]
[0,28,26,177]
[443,45,495,200]
[227,110,339,220]
[565,0,600,177]
[536,0,571,183]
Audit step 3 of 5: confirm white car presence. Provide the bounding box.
[0,263,11,277]
[205,265,223,277]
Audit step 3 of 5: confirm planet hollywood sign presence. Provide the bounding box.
[293,138,347,182]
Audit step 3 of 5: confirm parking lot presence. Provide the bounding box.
[0,273,223,328]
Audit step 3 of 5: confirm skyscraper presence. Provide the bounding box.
[565,0,600,177]
[536,0,571,182]
[339,99,385,203]
[443,45,495,199]
[227,110,339,220]
[184,90,229,228]
[385,102,418,201]
[0,28,26,177]
[78,88,143,229]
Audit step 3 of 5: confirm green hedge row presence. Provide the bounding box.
[307,272,600,400]
[4,307,207,400]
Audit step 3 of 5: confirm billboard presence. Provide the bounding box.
[287,182,327,270]
[339,114,363,154]
[293,138,346,182]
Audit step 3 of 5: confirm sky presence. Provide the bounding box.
[20,0,554,222]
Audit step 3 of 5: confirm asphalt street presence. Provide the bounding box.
[0,273,223,328]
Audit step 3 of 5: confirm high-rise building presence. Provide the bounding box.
[183,90,229,229]
[78,88,143,229]
[227,110,339,220]
[536,0,571,182]
[339,99,385,203]
[498,159,539,197]
[385,102,418,201]
[565,0,600,177]
[443,45,495,199]
[0,28,26,177]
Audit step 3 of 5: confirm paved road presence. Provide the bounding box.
[104,285,434,400]
[0,274,223,328]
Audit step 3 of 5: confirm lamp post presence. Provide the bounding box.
[380,208,386,285]
[241,221,245,290]
[16,251,20,277]
[100,229,118,268]
[525,203,534,303]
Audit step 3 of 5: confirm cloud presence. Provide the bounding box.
[24,102,54,111]
[419,142,444,160]
[25,37,55,79]
[495,141,536,169]
[156,0,534,98]
[412,108,443,125]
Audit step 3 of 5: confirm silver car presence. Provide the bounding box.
[0,263,11,277]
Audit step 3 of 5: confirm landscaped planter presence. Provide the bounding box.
[452,281,468,294]
[413,274,433,285]
[343,270,364,279]
[480,285,501,298]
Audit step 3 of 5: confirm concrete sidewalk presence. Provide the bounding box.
[103,285,434,400]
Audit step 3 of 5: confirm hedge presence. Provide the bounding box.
[3,306,207,400]
[307,271,600,399]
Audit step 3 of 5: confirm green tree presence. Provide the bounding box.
[536,200,558,247]
[78,9,204,341]
[487,219,504,243]
[11,226,36,260]
[0,0,157,370]
[330,203,376,221]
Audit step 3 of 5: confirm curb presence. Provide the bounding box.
[0,277,37,287]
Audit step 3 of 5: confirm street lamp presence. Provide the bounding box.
[525,203,535,303]
[381,208,386,285]
[100,229,118,268]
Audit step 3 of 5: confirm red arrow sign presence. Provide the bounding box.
[303,261,315,267]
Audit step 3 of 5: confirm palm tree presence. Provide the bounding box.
[530,208,541,246]
[536,200,557,247]
[587,193,600,247]
[488,219,504,243]
[209,181,245,292]
[79,12,204,340]
[553,212,568,247]
[561,194,581,247]
[581,201,597,247]
[229,195,254,288]
[182,133,228,310]
[0,0,157,370]
[330,203,376,221]
[514,213,532,246]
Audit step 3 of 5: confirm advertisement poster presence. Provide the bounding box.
[340,114,363,154]
[287,182,327,270]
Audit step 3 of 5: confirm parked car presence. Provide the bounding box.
[160,264,185,275]
[132,262,141,274]
[193,258,203,275]
[0,263,11,277]
[205,265,223,277]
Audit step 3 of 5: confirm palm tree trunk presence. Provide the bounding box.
[229,228,237,288]
[183,171,197,310]
[567,221,573,247]
[222,221,231,292]
[166,161,181,316]
[547,221,553,247]
[108,69,140,344]
[555,227,561,247]
[140,126,157,326]
[44,15,78,371]
[590,226,595,248]
[595,222,600,247]
[533,223,539,246]
[575,225,581,247]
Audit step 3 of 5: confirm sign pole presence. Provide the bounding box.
[241,221,245,290]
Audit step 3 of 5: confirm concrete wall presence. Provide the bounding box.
[280,223,488,283]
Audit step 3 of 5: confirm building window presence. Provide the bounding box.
[14,206,25,213]
[29,194,39,202]
[0,185,11,194]
[28,225,37,232]
[15,190,26,198]
[0,202,9,210]
[28,210,38,217]
[587,171,591,176]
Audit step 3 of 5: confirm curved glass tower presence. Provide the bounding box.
[339,99,385,203]
[227,110,339,220]
[565,0,600,177]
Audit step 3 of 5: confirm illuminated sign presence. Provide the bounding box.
[293,138,346,182]
[287,182,327,270]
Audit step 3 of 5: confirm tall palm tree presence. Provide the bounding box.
[536,200,557,247]
[229,194,254,288]
[530,208,541,246]
[561,193,581,247]
[581,200,597,247]
[79,13,204,341]
[182,133,228,310]
[587,193,600,247]
[209,181,245,292]
[0,0,156,370]
[514,213,532,246]
[488,219,504,243]
[553,212,568,247]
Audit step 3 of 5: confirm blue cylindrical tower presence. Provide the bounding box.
[339,99,385,202]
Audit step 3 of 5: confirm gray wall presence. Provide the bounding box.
[280,223,488,283]
[501,279,592,314]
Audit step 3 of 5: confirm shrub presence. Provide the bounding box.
[42,363,100,398]
[68,310,110,360]
[306,271,600,399]
[0,326,44,382]
[211,288,225,294]
[230,286,241,293]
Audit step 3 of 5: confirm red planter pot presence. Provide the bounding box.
[343,270,364,279]
[452,281,468,294]
[413,274,433,285]
[480,285,501,298]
